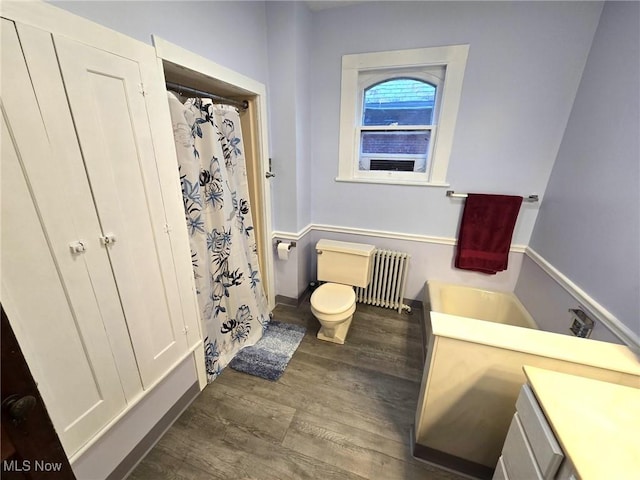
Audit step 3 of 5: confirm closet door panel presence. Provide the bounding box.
[53,35,189,386]
[142,65,203,351]
[15,22,143,402]
[1,20,126,455]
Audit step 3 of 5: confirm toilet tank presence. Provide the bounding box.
[316,239,375,288]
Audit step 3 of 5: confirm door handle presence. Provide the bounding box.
[2,394,37,424]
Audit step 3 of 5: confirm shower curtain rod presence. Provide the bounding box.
[166,81,249,110]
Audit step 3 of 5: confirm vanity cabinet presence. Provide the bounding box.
[494,385,571,480]
[495,366,640,480]
[1,11,200,459]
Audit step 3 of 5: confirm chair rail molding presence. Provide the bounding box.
[272,223,314,242]
[272,223,527,253]
[525,247,639,351]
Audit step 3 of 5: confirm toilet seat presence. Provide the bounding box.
[311,283,356,314]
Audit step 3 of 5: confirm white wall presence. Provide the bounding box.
[266,0,603,300]
[273,231,315,300]
[516,256,622,344]
[273,1,605,300]
[51,0,270,86]
[294,3,312,232]
[265,1,312,233]
[309,1,603,244]
[266,2,298,234]
[520,1,640,346]
[267,1,313,298]
[308,229,524,302]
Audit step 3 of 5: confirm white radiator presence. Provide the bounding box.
[355,249,411,313]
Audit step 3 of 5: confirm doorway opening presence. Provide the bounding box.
[154,38,275,311]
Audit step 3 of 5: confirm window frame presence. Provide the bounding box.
[337,45,469,186]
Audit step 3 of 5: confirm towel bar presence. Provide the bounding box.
[446,190,539,202]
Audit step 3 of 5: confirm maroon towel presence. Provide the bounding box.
[455,194,523,274]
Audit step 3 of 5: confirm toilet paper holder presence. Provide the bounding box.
[275,240,296,250]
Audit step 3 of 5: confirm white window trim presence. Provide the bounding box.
[337,45,469,186]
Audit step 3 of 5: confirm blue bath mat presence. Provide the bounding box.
[228,321,306,381]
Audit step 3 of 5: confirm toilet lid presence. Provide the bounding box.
[311,283,356,314]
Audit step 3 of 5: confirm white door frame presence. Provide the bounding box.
[152,36,276,312]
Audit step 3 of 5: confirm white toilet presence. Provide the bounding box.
[311,239,375,344]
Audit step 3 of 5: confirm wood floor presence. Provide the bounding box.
[128,299,466,480]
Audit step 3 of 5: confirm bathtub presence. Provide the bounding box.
[414,280,640,477]
[427,280,537,329]
[420,281,536,360]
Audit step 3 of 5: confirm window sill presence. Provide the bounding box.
[335,176,450,187]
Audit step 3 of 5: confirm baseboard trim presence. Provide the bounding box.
[272,223,527,253]
[525,247,639,351]
[107,381,200,480]
[275,294,299,307]
[277,292,421,313]
[410,428,493,480]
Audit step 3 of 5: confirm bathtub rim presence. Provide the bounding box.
[421,280,640,376]
[429,311,640,376]
[426,279,538,329]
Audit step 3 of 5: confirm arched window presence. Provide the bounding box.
[363,78,436,126]
[359,77,438,174]
[337,45,469,185]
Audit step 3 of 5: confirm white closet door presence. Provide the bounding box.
[15,22,144,404]
[1,20,126,456]
[53,35,189,387]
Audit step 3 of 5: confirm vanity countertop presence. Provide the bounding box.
[523,366,640,480]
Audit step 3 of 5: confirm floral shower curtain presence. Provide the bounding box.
[168,92,270,382]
